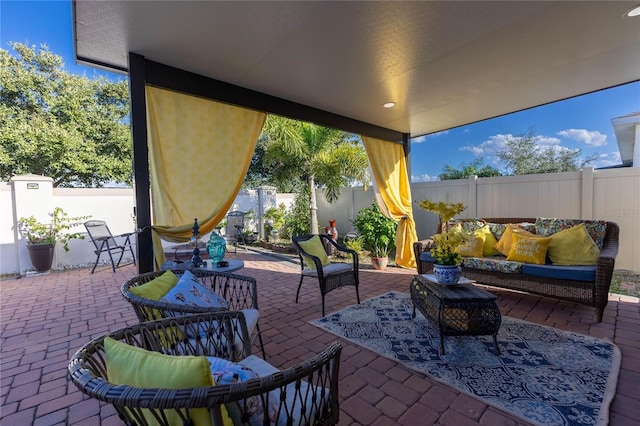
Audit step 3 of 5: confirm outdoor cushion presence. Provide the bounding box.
[475,224,500,256]
[128,270,178,300]
[160,270,229,309]
[297,235,331,270]
[457,233,485,257]
[506,233,552,265]
[240,355,326,426]
[535,217,607,250]
[463,256,523,273]
[207,356,278,425]
[521,264,596,282]
[548,223,600,265]
[302,262,352,277]
[495,225,536,257]
[104,337,231,426]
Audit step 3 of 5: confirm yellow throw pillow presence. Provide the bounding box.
[475,225,500,256]
[506,233,552,265]
[298,235,331,270]
[128,270,178,300]
[548,223,600,265]
[457,233,485,258]
[495,225,536,256]
[105,337,232,426]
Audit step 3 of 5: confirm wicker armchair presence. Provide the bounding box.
[69,312,342,426]
[121,269,266,358]
[292,234,360,316]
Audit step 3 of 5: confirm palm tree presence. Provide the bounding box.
[262,115,369,234]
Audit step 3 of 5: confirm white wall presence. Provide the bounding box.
[1,177,293,275]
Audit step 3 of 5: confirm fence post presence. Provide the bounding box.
[581,167,594,219]
[468,175,478,218]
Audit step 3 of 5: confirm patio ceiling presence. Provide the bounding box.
[73,1,640,139]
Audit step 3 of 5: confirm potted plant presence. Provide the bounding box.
[417,199,466,233]
[430,228,469,284]
[353,202,397,270]
[18,207,89,272]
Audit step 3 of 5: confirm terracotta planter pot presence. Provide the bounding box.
[26,243,55,272]
[371,257,388,271]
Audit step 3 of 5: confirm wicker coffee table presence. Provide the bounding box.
[410,274,501,355]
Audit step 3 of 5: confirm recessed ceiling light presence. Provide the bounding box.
[626,4,640,17]
[383,102,396,108]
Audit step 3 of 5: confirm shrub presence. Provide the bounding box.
[352,202,397,258]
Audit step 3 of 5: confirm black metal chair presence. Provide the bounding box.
[225,210,248,253]
[84,220,136,273]
[292,234,360,316]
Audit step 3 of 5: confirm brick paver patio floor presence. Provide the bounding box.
[1,251,639,425]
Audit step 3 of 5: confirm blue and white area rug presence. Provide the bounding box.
[311,291,620,426]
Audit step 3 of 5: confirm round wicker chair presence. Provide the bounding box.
[68,312,342,426]
[121,269,266,358]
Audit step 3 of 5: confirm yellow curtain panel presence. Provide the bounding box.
[146,86,266,267]
[361,136,417,269]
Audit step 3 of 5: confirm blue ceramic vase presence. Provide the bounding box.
[433,264,461,284]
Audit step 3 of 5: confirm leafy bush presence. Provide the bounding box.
[352,202,397,258]
[282,188,311,239]
[263,204,286,241]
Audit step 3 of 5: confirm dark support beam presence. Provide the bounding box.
[144,59,404,143]
[402,133,411,182]
[128,53,153,273]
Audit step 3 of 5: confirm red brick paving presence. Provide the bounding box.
[1,251,639,425]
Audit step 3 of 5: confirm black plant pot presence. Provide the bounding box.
[26,243,55,272]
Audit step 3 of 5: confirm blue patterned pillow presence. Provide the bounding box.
[535,217,606,250]
[160,270,229,308]
[207,357,278,425]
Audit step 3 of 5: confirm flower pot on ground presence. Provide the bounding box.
[371,256,389,271]
[18,207,89,272]
[353,202,397,271]
[26,243,55,272]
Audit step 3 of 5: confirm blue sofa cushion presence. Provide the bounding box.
[521,264,596,282]
[420,252,436,263]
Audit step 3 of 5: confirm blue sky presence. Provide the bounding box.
[3,0,639,182]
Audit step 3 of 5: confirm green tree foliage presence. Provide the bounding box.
[260,115,370,233]
[496,130,596,175]
[439,159,501,180]
[281,187,311,239]
[0,43,132,187]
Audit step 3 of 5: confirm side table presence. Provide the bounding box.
[410,274,501,355]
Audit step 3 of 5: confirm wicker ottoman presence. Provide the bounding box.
[410,274,502,355]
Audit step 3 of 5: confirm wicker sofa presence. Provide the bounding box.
[413,217,620,322]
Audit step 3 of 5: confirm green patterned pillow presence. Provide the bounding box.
[535,218,606,250]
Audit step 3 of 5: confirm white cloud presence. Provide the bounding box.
[460,133,561,155]
[411,174,439,182]
[412,131,449,144]
[412,135,428,144]
[557,129,607,147]
[460,133,510,155]
[593,151,622,168]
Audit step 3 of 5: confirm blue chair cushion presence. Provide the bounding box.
[521,264,596,282]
